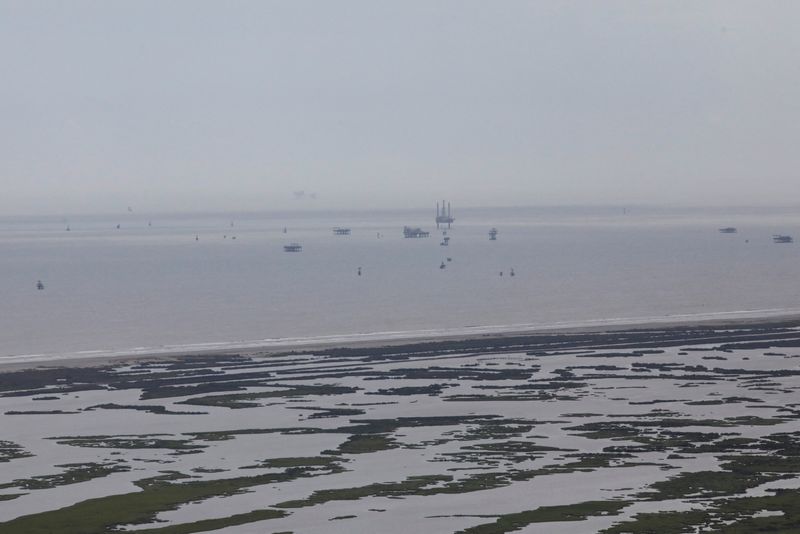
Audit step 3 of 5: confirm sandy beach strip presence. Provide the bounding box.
[3,311,800,373]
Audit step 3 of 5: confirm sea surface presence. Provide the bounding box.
[3,205,800,362]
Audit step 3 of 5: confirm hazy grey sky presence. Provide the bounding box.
[1,1,799,215]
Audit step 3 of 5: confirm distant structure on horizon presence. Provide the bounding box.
[403,226,430,238]
[436,200,454,229]
[773,234,793,244]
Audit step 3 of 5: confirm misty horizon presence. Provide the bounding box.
[3,1,800,214]
[7,202,800,221]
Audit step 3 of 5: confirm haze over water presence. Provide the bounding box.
[3,205,800,361]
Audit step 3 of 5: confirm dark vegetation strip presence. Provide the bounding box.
[0,465,340,534]
[126,509,286,534]
[4,321,800,401]
[455,500,631,533]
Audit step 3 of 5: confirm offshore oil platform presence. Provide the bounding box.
[436,200,454,229]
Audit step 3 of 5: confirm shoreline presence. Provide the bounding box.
[3,310,800,373]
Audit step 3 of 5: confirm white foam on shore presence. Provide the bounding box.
[3,307,800,367]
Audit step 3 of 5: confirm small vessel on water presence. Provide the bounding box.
[404,226,430,238]
[440,261,446,269]
[284,243,303,252]
[36,280,44,290]
[773,235,793,244]
[440,236,450,246]
[719,227,737,234]
[510,268,515,277]
[333,227,351,235]
[489,228,498,240]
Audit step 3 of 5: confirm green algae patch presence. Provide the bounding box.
[275,475,451,508]
[639,470,783,501]
[720,454,800,475]
[243,456,346,470]
[456,500,631,533]
[177,384,360,409]
[604,489,800,533]
[49,436,205,455]
[130,509,286,534]
[0,464,338,534]
[334,434,398,454]
[602,509,711,533]
[0,462,130,491]
[0,441,34,463]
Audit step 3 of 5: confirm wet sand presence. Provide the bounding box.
[2,314,800,532]
[3,312,800,372]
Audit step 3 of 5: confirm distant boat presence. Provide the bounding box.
[36,280,44,290]
[440,261,446,269]
[284,243,303,252]
[333,227,351,235]
[510,268,515,277]
[440,236,450,246]
[489,228,498,240]
[773,235,793,244]
[719,227,737,233]
[404,226,430,238]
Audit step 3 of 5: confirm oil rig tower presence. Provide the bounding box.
[436,200,454,229]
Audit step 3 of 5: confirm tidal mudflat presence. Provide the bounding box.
[3,321,800,533]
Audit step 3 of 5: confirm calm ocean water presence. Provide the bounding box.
[3,206,800,362]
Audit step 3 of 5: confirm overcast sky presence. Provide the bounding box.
[1,1,799,215]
